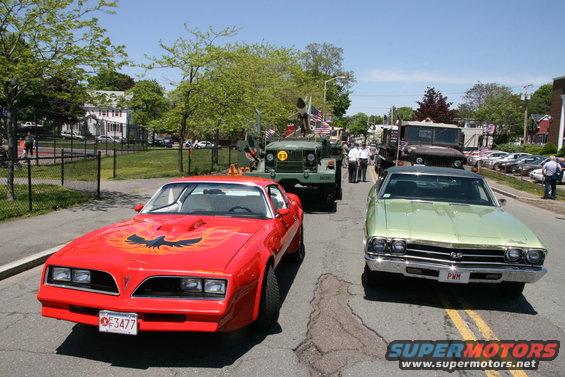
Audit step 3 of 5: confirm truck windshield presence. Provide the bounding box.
[405,126,460,145]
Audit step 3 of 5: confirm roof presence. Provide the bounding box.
[384,166,481,178]
[401,121,460,129]
[266,140,321,149]
[530,114,551,123]
[170,175,276,188]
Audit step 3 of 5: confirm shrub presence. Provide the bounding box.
[557,146,565,157]
[540,142,558,155]
[523,144,544,155]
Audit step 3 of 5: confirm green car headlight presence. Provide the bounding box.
[505,248,523,262]
[368,237,387,254]
[391,239,407,254]
[525,249,543,265]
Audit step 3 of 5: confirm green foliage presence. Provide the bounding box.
[557,146,565,157]
[127,80,169,128]
[395,107,414,121]
[474,92,522,144]
[460,83,513,113]
[414,87,457,123]
[495,142,558,155]
[346,112,370,137]
[528,83,552,115]
[88,69,135,91]
[540,142,557,155]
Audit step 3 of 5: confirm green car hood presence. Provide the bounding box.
[366,199,545,249]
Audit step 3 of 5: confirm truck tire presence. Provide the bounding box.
[321,184,337,212]
[255,264,281,330]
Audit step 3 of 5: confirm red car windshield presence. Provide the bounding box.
[142,183,271,219]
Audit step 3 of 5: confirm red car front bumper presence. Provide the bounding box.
[37,284,252,333]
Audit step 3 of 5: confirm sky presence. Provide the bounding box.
[99,0,565,116]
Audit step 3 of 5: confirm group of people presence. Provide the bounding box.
[541,156,565,200]
[343,142,373,183]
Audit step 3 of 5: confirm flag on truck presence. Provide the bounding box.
[309,105,322,126]
[314,121,331,135]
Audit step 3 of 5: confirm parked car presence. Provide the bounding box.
[499,155,540,173]
[529,168,565,184]
[96,135,119,143]
[194,141,215,149]
[152,138,173,148]
[363,166,547,299]
[468,150,503,166]
[37,176,304,333]
[516,157,549,176]
[492,153,531,170]
[61,131,86,141]
[481,152,509,169]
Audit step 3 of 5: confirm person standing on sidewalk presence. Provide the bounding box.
[342,142,349,168]
[348,143,359,183]
[358,144,369,182]
[542,156,560,200]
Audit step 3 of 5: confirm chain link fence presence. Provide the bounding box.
[0,153,100,221]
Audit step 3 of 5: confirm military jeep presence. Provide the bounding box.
[377,121,466,174]
[244,138,342,211]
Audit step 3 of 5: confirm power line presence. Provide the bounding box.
[350,92,466,97]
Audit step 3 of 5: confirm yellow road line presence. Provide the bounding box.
[439,292,501,377]
[455,294,528,377]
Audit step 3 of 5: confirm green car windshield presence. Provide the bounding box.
[380,173,496,207]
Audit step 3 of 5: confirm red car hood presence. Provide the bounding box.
[52,215,267,273]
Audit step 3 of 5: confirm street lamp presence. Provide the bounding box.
[323,76,346,120]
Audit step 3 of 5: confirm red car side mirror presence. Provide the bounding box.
[134,204,144,213]
[276,208,291,217]
[286,193,301,206]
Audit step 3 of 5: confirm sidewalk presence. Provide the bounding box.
[0,177,170,266]
[487,179,565,216]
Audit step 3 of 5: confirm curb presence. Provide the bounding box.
[0,244,65,281]
[490,186,522,200]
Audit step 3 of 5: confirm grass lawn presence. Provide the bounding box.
[0,184,92,222]
[479,168,565,201]
[12,148,234,181]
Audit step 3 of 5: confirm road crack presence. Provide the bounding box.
[294,274,387,376]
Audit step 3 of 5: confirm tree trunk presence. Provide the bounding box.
[178,116,187,174]
[5,101,17,201]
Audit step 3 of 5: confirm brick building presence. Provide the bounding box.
[549,76,565,149]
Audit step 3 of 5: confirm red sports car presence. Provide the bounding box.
[37,176,304,334]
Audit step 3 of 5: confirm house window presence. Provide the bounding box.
[101,109,108,117]
[113,110,122,117]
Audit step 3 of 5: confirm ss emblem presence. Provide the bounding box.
[450,252,463,260]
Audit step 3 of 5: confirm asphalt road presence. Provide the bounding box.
[0,169,563,376]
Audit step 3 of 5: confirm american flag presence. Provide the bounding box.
[314,121,331,135]
[265,128,276,139]
[309,106,322,124]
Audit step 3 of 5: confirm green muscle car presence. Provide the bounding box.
[363,166,547,298]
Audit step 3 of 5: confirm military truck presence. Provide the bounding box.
[240,135,342,211]
[377,121,466,174]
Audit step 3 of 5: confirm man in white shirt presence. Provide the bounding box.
[358,144,369,182]
[347,144,359,183]
[542,156,561,200]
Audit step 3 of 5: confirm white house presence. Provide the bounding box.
[62,90,134,139]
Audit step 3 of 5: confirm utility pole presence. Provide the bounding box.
[522,84,532,144]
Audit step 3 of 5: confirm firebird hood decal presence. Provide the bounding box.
[126,234,203,249]
[105,220,242,255]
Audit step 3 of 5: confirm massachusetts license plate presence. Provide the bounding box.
[99,310,138,335]
[439,270,470,284]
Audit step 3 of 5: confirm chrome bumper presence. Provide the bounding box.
[365,256,547,284]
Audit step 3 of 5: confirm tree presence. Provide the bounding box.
[368,114,384,124]
[88,68,136,91]
[474,92,522,144]
[414,87,457,123]
[300,42,355,120]
[528,83,552,115]
[461,82,512,112]
[0,0,124,200]
[395,107,414,122]
[147,25,238,173]
[347,113,370,140]
[127,80,169,129]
